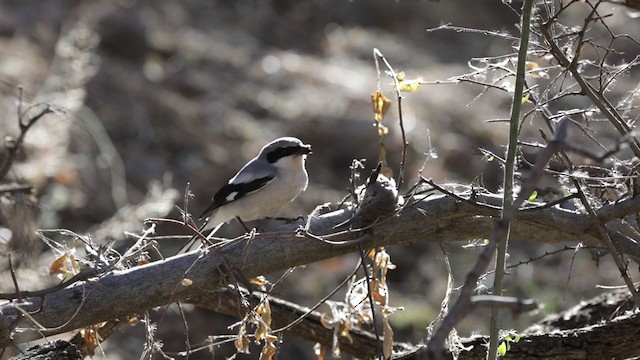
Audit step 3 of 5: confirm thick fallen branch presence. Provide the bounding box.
[68,287,640,359]
[0,188,639,351]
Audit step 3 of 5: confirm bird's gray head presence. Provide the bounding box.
[259,137,312,164]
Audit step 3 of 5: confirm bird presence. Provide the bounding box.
[185,137,311,251]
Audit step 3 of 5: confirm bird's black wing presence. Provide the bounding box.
[199,175,274,219]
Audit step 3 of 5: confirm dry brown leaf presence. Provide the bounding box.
[49,254,69,275]
[259,334,279,360]
[373,248,396,286]
[250,276,269,289]
[79,326,100,357]
[49,253,79,280]
[255,300,272,343]
[313,343,327,360]
[235,324,250,354]
[371,279,387,305]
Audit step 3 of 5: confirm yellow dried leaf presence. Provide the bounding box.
[525,61,540,71]
[181,278,193,286]
[250,276,269,288]
[399,80,422,92]
[371,91,392,124]
[394,71,423,92]
[525,61,549,79]
[377,124,389,136]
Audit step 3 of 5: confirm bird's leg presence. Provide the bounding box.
[235,216,251,233]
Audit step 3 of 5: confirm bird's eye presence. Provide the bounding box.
[267,146,306,163]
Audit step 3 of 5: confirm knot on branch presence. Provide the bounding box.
[353,169,403,227]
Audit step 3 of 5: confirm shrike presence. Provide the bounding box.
[195,136,311,242]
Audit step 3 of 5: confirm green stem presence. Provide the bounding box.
[487,0,535,359]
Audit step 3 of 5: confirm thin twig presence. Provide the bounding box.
[357,243,383,359]
[0,266,106,301]
[0,104,54,181]
[419,177,501,211]
[373,49,408,190]
[8,254,21,303]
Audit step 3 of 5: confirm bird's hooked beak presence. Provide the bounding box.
[299,144,312,155]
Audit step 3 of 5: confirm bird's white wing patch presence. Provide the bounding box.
[226,191,238,202]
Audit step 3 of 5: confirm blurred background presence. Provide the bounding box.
[0,0,638,359]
